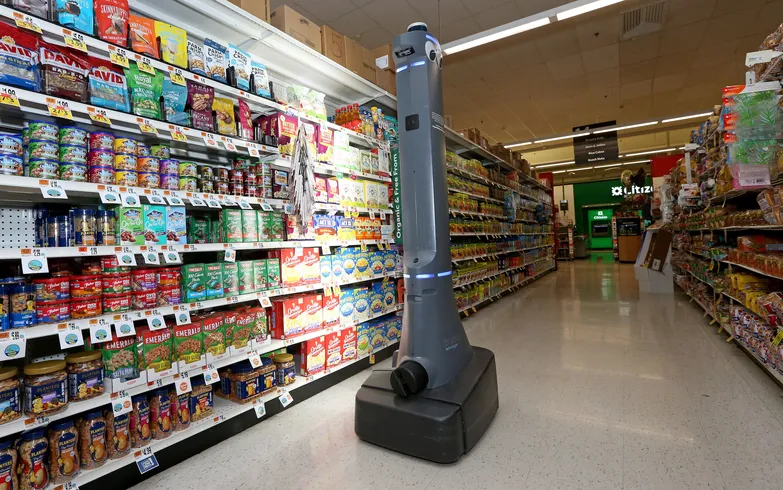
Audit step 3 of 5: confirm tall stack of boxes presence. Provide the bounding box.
[373,44,396,95]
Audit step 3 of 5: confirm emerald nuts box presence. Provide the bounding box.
[182,264,206,302]
[219,209,243,243]
[238,260,255,293]
[205,263,224,300]
[222,262,239,296]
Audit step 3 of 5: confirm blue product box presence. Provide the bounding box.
[370,251,385,276]
[339,286,355,326]
[370,282,384,316]
[319,255,332,284]
[353,286,370,323]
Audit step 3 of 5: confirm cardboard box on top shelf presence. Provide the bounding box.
[226,0,271,22]
[480,136,490,150]
[322,25,345,66]
[375,67,396,94]
[344,36,363,76]
[373,44,396,71]
[456,127,481,145]
[360,47,377,83]
[270,5,322,53]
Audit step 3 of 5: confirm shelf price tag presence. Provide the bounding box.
[142,247,160,265]
[0,87,20,107]
[120,192,140,207]
[168,67,186,86]
[253,399,266,418]
[99,185,120,204]
[135,56,156,75]
[108,46,130,68]
[238,200,252,210]
[202,133,219,147]
[136,118,158,135]
[62,29,88,52]
[146,190,165,205]
[207,198,221,209]
[188,197,206,207]
[46,97,73,120]
[57,323,85,350]
[248,145,261,157]
[247,351,263,368]
[202,364,220,385]
[173,373,192,395]
[166,195,184,206]
[169,125,188,142]
[113,314,136,337]
[86,105,112,125]
[115,249,137,267]
[134,447,159,475]
[12,11,41,33]
[110,390,133,416]
[224,248,236,263]
[163,250,181,264]
[260,203,273,212]
[89,318,113,344]
[0,331,26,361]
[259,296,272,308]
[279,390,294,408]
[20,248,49,274]
[145,310,166,331]
[174,306,191,326]
[223,139,238,152]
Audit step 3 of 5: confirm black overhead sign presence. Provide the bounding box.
[573,121,619,166]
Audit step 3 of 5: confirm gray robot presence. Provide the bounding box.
[354,23,499,464]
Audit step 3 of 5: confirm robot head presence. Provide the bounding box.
[425,39,443,69]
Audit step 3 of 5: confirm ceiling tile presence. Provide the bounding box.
[617,98,653,121]
[713,0,766,15]
[620,60,656,84]
[361,0,421,36]
[665,0,716,30]
[296,0,356,23]
[329,8,378,39]
[587,68,620,92]
[574,16,623,51]
[678,83,718,102]
[462,0,513,15]
[440,17,483,44]
[463,49,506,78]
[546,53,585,80]
[535,26,582,61]
[456,80,494,102]
[621,79,653,101]
[655,50,698,77]
[514,0,572,17]
[707,8,762,41]
[691,38,739,70]
[757,2,783,35]
[350,0,374,6]
[619,34,660,66]
[408,0,471,29]
[514,63,555,91]
[658,21,709,57]
[581,44,619,74]
[357,27,395,49]
[494,40,543,70]
[476,2,522,30]
[652,73,687,94]
[442,59,481,85]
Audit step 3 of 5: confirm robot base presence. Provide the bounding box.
[354,346,498,463]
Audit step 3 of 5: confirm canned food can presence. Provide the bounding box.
[114,138,137,155]
[138,172,160,189]
[26,159,58,179]
[116,170,138,187]
[115,153,138,171]
[59,144,88,164]
[58,126,88,146]
[27,140,58,160]
[160,173,179,190]
[137,157,160,173]
[59,163,88,182]
[89,165,115,184]
[160,159,179,175]
[89,132,114,150]
[27,121,58,142]
[179,176,198,192]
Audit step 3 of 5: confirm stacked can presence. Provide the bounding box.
[256,162,273,198]
[115,138,138,186]
[160,158,179,190]
[138,154,160,189]
[215,168,229,195]
[58,127,88,181]
[0,130,23,176]
[198,164,215,194]
[23,121,59,179]
[88,132,115,184]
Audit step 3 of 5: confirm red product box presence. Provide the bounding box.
[397,278,405,304]
[269,248,304,287]
[301,247,321,285]
[341,326,357,363]
[304,293,323,333]
[298,335,326,376]
[325,331,342,368]
[322,293,340,329]
[270,295,307,339]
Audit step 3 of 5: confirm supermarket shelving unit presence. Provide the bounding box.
[557,225,574,261]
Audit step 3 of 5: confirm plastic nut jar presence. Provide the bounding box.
[66,351,105,401]
[0,437,18,490]
[273,353,296,386]
[0,367,21,425]
[47,418,79,483]
[18,428,48,490]
[188,376,213,422]
[23,360,68,416]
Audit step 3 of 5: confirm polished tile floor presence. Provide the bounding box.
[133,259,783,490]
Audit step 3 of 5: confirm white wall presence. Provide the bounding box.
[553,184,575,226]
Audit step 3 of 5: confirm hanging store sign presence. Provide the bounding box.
[611,185,653,197]
[573,121,619,165]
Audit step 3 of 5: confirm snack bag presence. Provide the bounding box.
[154,21,187,69]
[187,40,206,76]
[95,0,129,47]
[237,100,253,140]
[56,0,94,35]
[250,58,271,98]
[5,0,49,18]
[228,44,251,91]
[125,62,163,120]
[213,97,237,137]
[162,76,189,126]
[187,81,214,132]
[129,14,158,59]
[89,56,130,112]
[204,38,228,84]
[0,21,40,91]
[40,41,90,102]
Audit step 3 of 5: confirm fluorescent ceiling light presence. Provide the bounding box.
[443,17,550,55]
[593,121,659,134]
[552,170,567,174]
[593,164,622,169]
[534,161,575,169]
[662,113,712,123]
[623,148,679,157]
[556,0,625,21]
[622,159,652,165]
[504,142,533,149]
[568,167,594,172]
[534,131,591,144]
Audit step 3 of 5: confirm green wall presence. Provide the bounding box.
[572,178,652,236]
[587,208,613,249]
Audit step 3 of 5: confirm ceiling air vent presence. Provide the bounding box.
[622,1,667,40]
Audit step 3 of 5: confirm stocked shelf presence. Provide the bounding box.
[459,266,554,314]
[449,209,505,220]
[451,244,553,263]
[313,203,393,216]
[454,258,552,289]
[311,163,392,183]
[447,187,504,204]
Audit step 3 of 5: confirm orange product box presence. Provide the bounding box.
[325,331,342,368]
[322,292,340,328]
[304,293,323,333]
[270,295,307,339]
[297,335,326,376]
[341,326,357,363]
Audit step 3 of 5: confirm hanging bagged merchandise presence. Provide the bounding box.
[0,21,41,92]
[94,0,129,47]
[128,14,158,59]
[124,62,163,120]
[228,44,251,92]
[40,41,90,103]
[290,121,316,236]
[55,0,94,36]
[162,76,189,126]
[250,58,271,98]
[187,81,215,132]
[204,38,228,84]
[88,56,130,112]
[154,21,188,69]
[187,40,207,76]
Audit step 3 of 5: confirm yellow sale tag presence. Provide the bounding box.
[0,87,20,107]
[137,118,158,135]
[87,106,111,125]
[169,68,186,86]
[136,56,155,75]
[360,242,367,252]
[13,12,41,33]
[774,330,783,346]
[46,97,73,120]
[62,29,88,52]
[169,126,188,142]
[334,284,341,295]
[109,47,130,68]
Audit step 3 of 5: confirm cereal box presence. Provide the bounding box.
[117,206,144,246]
[319,255,332,284]
[348,147,361,172]
[370,251,385,277]
[370,282,384,316]
[182,264,206,302]
[383,250,397,274]
[330,253,344,284]
[314,176,328,203]
[205,263,224,300]
[142,205,167,246]
[386,316,401,343]
[327,178,339,204]
[313,214,337,241]
[336,216,355,241]
[173,321,203,369]
[253,259,267,291]
[356,322,370,357]
[382,280,396,310]
[355,249,371,279]
[370,152,379,175]
[270,249,303,287]
[270,295,306,338]
[369,319,386,349]
[338,178,353,207]
[339,247,356,283]
[316,125,334,164]
[325,331,342,368]
[354,286,370,323]
[101,337,138,380]
[137,326,173,373]
[377,183,389,209]
[229,310,253,349]
[222,262,239,296]
[241,209,258,242]
[266,258,280,289]
[338,286,355,326]
[201,312,226,358]
[365,182,378,209]
[341,326,357,362]
[302,248,321,285]
[297,335,326,376]
[219,208,243,243]
[322,292,340,328]
[304,294,323,333]
[166,206,187,245]
[237,260,255,293]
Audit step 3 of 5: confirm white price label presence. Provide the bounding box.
[142,248,160,265]
[115,251,137,267]
[321,245,331,255]
[279,391,294,408]
[113,314,136,337]
[0,331,26,361]
[294,246,303,257]
[254,401,266,418]
[120,192,141,207]
[202,364,220,385]
[737,164,771,188]
[207,199,222,209]
[134,447,159,474]
[146,313,166,331]
[40,181,68,199]
[163,250,181,264]
[746,50,782,66]
[110,390,133,416]
[173,374,192,395]
[99,190,120,204]
[259,296,272,308]
[247,351,263,368]
[260,203,273,212]
[58,324,85,350]
[174,308,192,326]
[223,140,238,152]
[238,200,252,209]
[203,134,219,147]
[188,197,206,207]
[248,145,260,157]
[21,250,49,274]
[89,321,113,344]
[166,196,184,206]
[224,249,236,263]
[147,193,165,205]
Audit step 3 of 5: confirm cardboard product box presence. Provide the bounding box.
[344,36,363,76]
[370,282,384,316]
[304,293,323,333]
[297,335,326,376]
[253,259,268,291]
[302,248,321,285]
[313,214,337,241]
[227,0,270,22]
[166,206,187,245]
[270,5,322,53]
[375,67,395,94]
[338,286,355,326]
[373,44,395,71]
[117,206,143,246]
[222,262,239,296]
[322,292,340,328]
[268,249,303,287]
[182,264,206,303]
[266,258,280,289]
[325,331,342,368]
[237,260,256,293]
[361,47,377,81]
[270,295,307,339]
[321,25,345,66]
[319,255,332,284]
[353,286,370,323]
[205,263,224,300]
[356,322,370,356]
[142,205,167,246]
[341,326,357,362]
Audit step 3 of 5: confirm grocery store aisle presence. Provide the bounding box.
[132,260,783,490]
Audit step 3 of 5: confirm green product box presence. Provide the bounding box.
[237,260,255,293]
[266,258,280,289]
[222,262,239,296]
[258,211,284,241]
[257,211,269,241]
[242,210,258,242]
[205,263,224,300]
[117,206,144,246]
[181,263,206,302]
[188,216,210,244]
[219,209,243,243]
[142,204,167,245]
[253,259,268,291]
